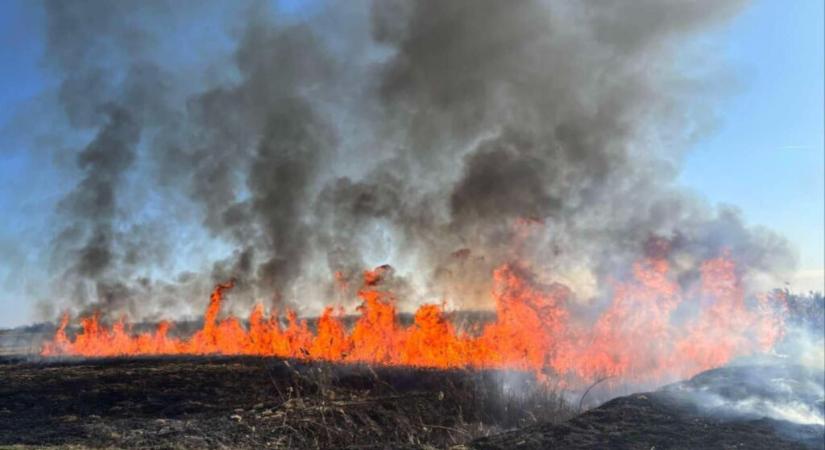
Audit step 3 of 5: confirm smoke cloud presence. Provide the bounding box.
[34,0,796,320]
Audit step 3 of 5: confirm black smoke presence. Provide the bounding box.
[35,0,795,319]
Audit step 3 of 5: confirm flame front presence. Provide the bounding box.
[42,254,787,384]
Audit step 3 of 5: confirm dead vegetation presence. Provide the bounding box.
[0,355,576,449]
[1,357,820,449]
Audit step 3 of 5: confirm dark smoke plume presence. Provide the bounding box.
[36,0,795,319]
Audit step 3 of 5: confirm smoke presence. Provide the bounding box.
[44,1,163,315]
[663,364,825,447]
[33,0,798,320]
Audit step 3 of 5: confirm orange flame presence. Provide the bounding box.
[41,254,787,384]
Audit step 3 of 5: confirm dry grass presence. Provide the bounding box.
[0,355,577,449]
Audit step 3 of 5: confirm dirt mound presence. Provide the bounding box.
[467,365,824,450]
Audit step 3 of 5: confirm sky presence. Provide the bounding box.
[679,0,824,291]
[0,0,822,328]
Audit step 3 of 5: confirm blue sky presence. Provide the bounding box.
[679,0,824,288]
[0,0,822,328]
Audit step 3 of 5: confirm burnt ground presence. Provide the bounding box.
[0,356,822,450]
[466,390,822,450]
[466,365,825,450]
[0,355,573,449]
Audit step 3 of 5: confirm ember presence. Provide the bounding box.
[42,254,787,384]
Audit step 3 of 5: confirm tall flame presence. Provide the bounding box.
[42,254,787,384]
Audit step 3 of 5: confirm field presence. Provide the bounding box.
[0,355,574,449]
[1,355,821,449]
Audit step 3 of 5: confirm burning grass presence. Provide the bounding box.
[19,253,808,448]
[41,255,789,387]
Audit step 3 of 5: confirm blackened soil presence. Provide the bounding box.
[0,355,571,449]
[466,365,825,450]
[2,357,821,449]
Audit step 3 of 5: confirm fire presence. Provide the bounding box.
[41,254,787,384]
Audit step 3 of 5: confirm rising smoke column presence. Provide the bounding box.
[37,0,794,320]
[44,1,182,317]
[326,0,794,304]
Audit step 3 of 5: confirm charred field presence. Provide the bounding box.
[0,1,822,449]
[1,354,823,450]
[0,354,576,449]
